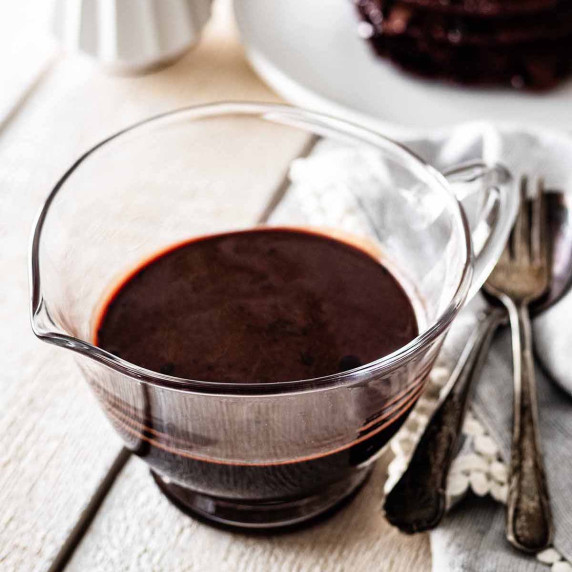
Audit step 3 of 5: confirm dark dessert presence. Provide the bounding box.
[93,228,423,516]
[356,0,572,89]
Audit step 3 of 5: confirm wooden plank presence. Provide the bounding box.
[0,0,55,126]
[0,57,127,572]
[66,454,431,572]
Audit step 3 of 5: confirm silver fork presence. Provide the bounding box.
[484,176,553,553]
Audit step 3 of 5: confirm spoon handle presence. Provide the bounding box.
[383,306,505,533]
[506,301,553,552]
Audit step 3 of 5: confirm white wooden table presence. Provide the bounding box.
[0,2,432,570]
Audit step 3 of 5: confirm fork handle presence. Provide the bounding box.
[383,307,504,533]
[506,301,553,553]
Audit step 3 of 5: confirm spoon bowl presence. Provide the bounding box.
[534,191,572,392]
[533,192,572,311]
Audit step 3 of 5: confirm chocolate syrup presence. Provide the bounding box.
[96,228,417,383]
[95,228,421,513]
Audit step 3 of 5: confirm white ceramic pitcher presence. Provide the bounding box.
[52,0,213,73]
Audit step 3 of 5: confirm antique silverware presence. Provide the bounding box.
[383,302,506,534]
[384,184,566,545]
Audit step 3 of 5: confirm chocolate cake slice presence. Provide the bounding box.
[356,0,572,89]
[372,0,563,18]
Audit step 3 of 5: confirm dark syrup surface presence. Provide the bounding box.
[95,228,420,504]
[96,228,418,383]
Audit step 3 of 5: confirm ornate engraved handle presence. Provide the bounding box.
[383,307,505,533]
[506,302,553,552]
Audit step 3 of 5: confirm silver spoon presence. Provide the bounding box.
[383,191,572,534]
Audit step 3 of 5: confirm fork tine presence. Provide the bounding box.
[512,176,530,262]
[531,178,547,264]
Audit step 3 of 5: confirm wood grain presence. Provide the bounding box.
[0,1,432,570]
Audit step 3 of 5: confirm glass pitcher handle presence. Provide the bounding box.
[443,161,518,300]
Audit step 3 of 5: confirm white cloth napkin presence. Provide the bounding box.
[272,123,572,571]
[402,123,572,397]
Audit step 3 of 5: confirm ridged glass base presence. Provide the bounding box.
[151,465,372,530]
